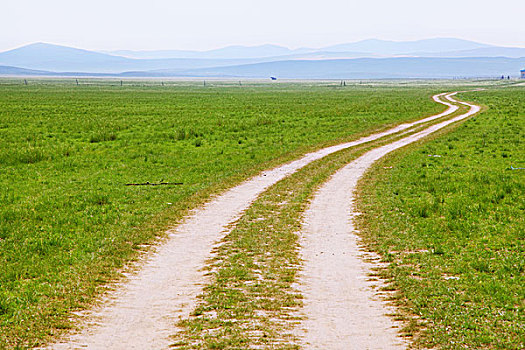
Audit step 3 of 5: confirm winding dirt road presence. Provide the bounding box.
[48,92,477,349]
[295,93,480,349]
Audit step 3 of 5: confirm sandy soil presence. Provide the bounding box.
[296,93,480,349]
[47,93,464,350]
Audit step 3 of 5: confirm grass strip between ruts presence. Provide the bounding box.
[171,139,378,349]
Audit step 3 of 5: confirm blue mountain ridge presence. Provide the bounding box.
[0,39,524,78]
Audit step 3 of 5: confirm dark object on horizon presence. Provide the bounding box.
[24,79,27,85]
[75,79,79,85]
[270,76,277,80]
[521,69,525,79]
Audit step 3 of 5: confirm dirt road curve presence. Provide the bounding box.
[296,93,480,349]
[48,92,472,350]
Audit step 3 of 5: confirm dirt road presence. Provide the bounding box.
[48,93,467,349]
[296,93,480,349]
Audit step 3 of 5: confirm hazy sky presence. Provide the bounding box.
[2,0,524,52]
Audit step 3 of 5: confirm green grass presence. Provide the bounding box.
[0,81,448,348]
[356,86,524,349]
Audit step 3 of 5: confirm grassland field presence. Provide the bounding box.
[0,80,447,347]
[0,79,522,348]
[171,84,523,350]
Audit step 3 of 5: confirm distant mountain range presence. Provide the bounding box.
[0,38,524,79]
[163,57,523,79]
[108,38,496,59]
[0,43,264,73]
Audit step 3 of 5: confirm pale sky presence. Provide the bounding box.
[2,0,524,52]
